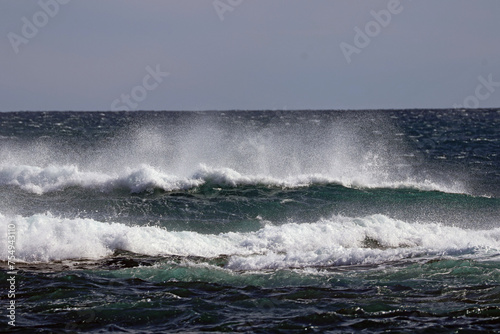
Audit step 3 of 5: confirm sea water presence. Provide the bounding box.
[0,110,499,332]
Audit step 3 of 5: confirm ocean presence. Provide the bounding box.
[1,109,499,333]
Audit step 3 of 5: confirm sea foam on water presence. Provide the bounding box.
[2,212,498,267]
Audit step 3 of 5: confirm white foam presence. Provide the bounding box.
[0,164,203,195]
[1,213,498,269]
[0,163,466,195]
[195,164,465,193]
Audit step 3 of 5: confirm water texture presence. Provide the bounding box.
[1,109,499,333]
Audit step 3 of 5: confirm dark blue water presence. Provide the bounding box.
[1,110,499,333]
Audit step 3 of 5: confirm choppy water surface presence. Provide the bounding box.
[1,110,499,332]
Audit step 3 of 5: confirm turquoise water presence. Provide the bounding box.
[1,110,499,332]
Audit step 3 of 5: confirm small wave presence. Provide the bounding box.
[0,163,466,195]
[1,213,498,269]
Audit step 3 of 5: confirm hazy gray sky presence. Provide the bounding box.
[1,0,499,111]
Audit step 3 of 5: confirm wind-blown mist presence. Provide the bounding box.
[0,111,465,195]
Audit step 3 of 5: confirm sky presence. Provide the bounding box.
[1,0,499,111]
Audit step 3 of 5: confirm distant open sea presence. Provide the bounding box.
[1,109,499,333]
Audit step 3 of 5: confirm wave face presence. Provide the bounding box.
[0,110,499,333]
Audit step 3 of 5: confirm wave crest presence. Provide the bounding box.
[0,163,466,195]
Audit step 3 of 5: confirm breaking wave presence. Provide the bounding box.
[0,163,466,195]
[2,213,498,269]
